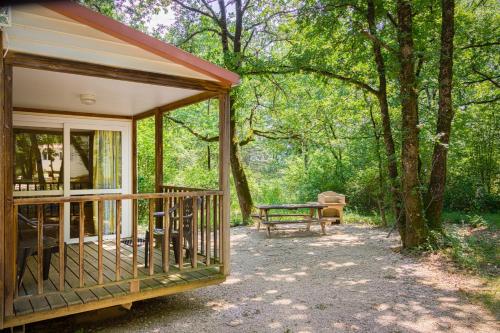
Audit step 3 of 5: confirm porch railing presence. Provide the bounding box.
[10,189,225,304]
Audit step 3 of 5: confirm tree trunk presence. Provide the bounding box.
[230,95,254,222]
[29,134,46,188]
[369,104,388,227]
[397,0,427,247]
[425,0,455,230]
[367,0,404,239]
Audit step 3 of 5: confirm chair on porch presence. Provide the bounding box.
[144,197,200,267]
[16,212,66,291]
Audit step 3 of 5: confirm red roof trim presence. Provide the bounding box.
[41,1,240,86]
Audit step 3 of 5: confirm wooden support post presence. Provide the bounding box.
[3,62,14,317]
[58,203,65,291]
[131,119,138,278]
[218,92,231,275]
[154,109,163,228]
[98,201,104,285]
[115,200,121,281]
[0,30,5,326]
[79,202,85,287]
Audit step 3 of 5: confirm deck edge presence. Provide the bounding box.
[4,274,226,328]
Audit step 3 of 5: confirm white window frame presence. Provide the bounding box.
[13,112,133,243]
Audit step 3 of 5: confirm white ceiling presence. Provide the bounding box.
[13,67,200,116]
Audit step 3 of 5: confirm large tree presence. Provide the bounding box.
[425,0,456,230]
[396,0,428,246]
[168,0,294,222]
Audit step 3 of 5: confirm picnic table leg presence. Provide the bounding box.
[266,225,271,237]
[306,208,314,231]
[257,209,263,231]
[319,208,326,235]
[264,209,270,235]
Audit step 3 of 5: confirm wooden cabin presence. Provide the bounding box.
[0,2,236,329]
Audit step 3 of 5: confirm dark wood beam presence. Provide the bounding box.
[134,91,218,120]
[5,52,229,92]
[0,30,5,327]
[3,62,14,317]
[13,107,133,120]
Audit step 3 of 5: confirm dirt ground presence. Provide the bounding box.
[29,224,498,333]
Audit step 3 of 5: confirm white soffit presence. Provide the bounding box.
[5,4,216,81]
[13,67,200,116]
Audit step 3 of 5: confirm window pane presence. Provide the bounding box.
[70,130,122,190]
[14,127,63,192]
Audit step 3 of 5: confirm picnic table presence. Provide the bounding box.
[254,203,328,237]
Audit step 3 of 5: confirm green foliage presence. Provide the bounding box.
[92,0,498,226]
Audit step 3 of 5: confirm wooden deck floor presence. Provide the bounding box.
[12,240,221,319]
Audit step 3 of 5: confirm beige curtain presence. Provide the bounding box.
[93,130,122,235]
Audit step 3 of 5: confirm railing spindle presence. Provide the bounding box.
[192,196,198,268]
[37,204,44,295]
[115,200,122,281]
[213,195,218,260]
[200,196,205,256]
[79,202,85,287]
[148,199,155,275]
[98,200,104,284]
[58,203,65,291]
[219,194,223,262]
[162,198,169,273]
[132,199,138,278]
[178,198,184,270]
[206,195,211,265]
[13,204,19,297]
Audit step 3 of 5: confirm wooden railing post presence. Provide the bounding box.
[58,203,65,291]
[37,204,44,295]
[132,199,138,279]
[178,198,184,270]
[162,198,169,273]
[192,197,198,268]
[79,202,85,287]
[213,195,218,261]
[206,196,211,265]
[98,200,104,285]
[115,200,121,281]
[148,199,155,275]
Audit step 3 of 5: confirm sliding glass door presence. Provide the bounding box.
[13,113,132,243]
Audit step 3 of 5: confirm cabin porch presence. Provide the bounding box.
[6,188,226,328]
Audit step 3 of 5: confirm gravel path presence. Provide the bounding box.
[30,224,498,333]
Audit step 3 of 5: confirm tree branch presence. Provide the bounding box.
[461,40,500,49]
[172,0,217,22]
[472,67,500,88]
[165,116,219,142]
[244,66,379,95]
[461,95,500,106]
[177,28,223,46]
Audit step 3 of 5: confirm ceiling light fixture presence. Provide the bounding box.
[80,93,96,105]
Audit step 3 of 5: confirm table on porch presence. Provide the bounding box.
[254,203,328,237]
